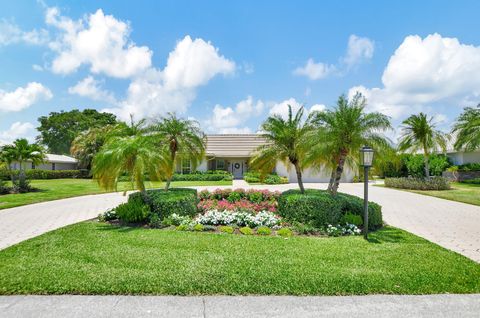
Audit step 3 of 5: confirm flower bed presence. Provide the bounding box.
[197,188,280,213]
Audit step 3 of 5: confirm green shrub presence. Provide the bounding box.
[202,225,217,231]
[256,226,272,235]
[0,169,90,181]
[161,213,191,226]
[176,224,189,231]
[291,221,320,235]
[385,177,450,190]
[115,194,150,223]
[244,171,288,184]
[98,209,117,222]
[227,191,242,202]
[340,212,363,226]
[148,213,163,228]
[171,171,233,181]
[461,178,480,185]
[277,228,293,238]
[219,225,234,234]
[278,189,382,230]
[239,226,254,235]
[193,223,204,231]
[136,188,198,220]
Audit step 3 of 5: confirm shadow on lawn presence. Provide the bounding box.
[367,227,409,244]
[96,223,140,233]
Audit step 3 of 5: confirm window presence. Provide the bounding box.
[52,163,56,170]
[216,159,225,170]
[182,159,191,174]
[31,162,35,170]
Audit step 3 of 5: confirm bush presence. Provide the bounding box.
[193,223,204,231]
[161,213,191,226]
[461,178,480,185]
[385,177,450,190]
[0,179,10,194]
[291,222,320,235]
[171,171,233,181]
[457,163,480,171]
[277,228,293,238]
[176,224,189,231]
[12,179,35,193]
[115,194,150,223]
[244,171,288,184]
[239,226,254,235]
[227,191,242,203]
[278,189,382,230]
[219,225,234,234]
[136,188,198,220]
[0,169,90,181]
[340,212,363,226]
[256,226,272,235]
[148,213,163,228]
[98,209,117,222]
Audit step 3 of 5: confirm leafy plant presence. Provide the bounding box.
[291,221,320,235]
[256,226,272,236]
[193,223,204,231]
[277,228,293,238]
[161,213,192,226]
[239,226,254,235]
[219,226,234,234]
[340,212,363,226]
[227,191,242,203]
[115,195,150,223]
[98,209,117,222]
[148,213,163,228]
[385,177,450,190]
[176,224,189,231]
[452,105,480,151]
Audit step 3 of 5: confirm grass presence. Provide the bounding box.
[379,182,480,206]
[0,179,232,210]
[0,221,478,295]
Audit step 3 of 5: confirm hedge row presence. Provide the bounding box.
[171,173,232,181]
[244,172,288,184]
[0,169,90,180]
[277,189,382,230]
[385,177,450,190]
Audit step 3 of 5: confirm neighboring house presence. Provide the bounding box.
[444,135,480,165]
[177,134,355,182]
[10,154,78,171]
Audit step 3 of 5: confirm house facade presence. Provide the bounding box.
[178,134,355,182]
[10,154,78,171]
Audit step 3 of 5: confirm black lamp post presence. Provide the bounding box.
[360,146,374,240]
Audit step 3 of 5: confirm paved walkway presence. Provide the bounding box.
[1,181,480,262]
[1,294,479,317]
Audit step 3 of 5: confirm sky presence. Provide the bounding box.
[1,0,480,144]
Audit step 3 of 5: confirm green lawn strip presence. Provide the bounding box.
[376,182,480,207]
[0,221,478,295]
[0,179,232,210]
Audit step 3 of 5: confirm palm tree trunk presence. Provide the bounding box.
[19,161,26,184]
[327,168,336,192]
[293,161,305,194]
[424,148,430,178]
[330,151,347,195]
[165,151,176,191]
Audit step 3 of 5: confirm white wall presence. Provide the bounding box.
[9,162,77,171]
[447,150,480,165]
[275,161,355,183]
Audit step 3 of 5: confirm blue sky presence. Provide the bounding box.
[1,0,480,144]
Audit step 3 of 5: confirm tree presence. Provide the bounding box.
[37,109,117,154]
[452,105,480,151]
[149,113,206,190]
[70,125,115,170]
[0,139,45,185]
[398,112,449,178]
[250,105,314,193]
[309,94,392,195]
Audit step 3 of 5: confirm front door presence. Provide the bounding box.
[232,161,243,179]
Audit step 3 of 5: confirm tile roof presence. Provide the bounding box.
[206,134,266,157]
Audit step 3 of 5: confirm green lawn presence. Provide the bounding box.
[0,221,478,295]
[0,179,232,210]
[379,182,480,206]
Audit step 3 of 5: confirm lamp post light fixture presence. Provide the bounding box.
[360,146,374,240]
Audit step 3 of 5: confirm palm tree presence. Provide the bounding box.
[92,134,167,194]
[250,105,314,193]
[1,139,45,185]
[70,125,115,170]
[398,112,449,178]
[309,93,392,195]
[149,113,206,190]
[452,105,480,151]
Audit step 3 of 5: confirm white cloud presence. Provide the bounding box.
[343,34,375,67]
[310,104,326,112]
[293,58,335,80]
[106,36,236,120]
[206,96,264,133]
[0,20,49,46]
[349,33,480,119]
[0,82,53,112]
[46,7,152,78]
[0,122,35,144]
[32,64,44,71]
[269,98,303,118]
[68,76,116,103]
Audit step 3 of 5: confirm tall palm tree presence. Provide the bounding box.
[452,105,480,151]
[398,112,449,178]
[70,125,115,170]
[309,93,392,195]
[250,105,314,193]
[92,134,167,194]
[2,139,45,184]
[149,113,206,190]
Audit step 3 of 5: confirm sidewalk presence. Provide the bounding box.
[1,294,479,317]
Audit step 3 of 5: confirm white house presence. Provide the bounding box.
[444,135,480,165]
[10,154,78,171]
[179,134,355,182]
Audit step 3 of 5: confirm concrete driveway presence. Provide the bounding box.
[0,181,479,262]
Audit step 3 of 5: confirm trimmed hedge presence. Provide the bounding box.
[130,188,198,220]
[385,177,450,190]
[115,193,150,223]
[244,172,288,184]
[172,173,232,181]
[0,169,90,180]
[278,189,382,230]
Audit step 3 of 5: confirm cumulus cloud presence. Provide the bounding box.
[0,20,49,46]
[343,34,375,67]
[46,7,152,78]
[68,76,116,103]
[0,82,52,112]
[269,98,324,119]
[293,59,335,80]
[106,36,236,120]
[349,33,480,119]
[205,96,264,133]
[0,122,35,144]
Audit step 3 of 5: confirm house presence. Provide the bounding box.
[10,154,78,171]
[178,134,355,182]
[444,134,480,165]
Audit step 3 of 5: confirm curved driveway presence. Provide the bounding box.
[0,181,479,262]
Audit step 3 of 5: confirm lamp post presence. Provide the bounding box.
[360,146,374,240]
